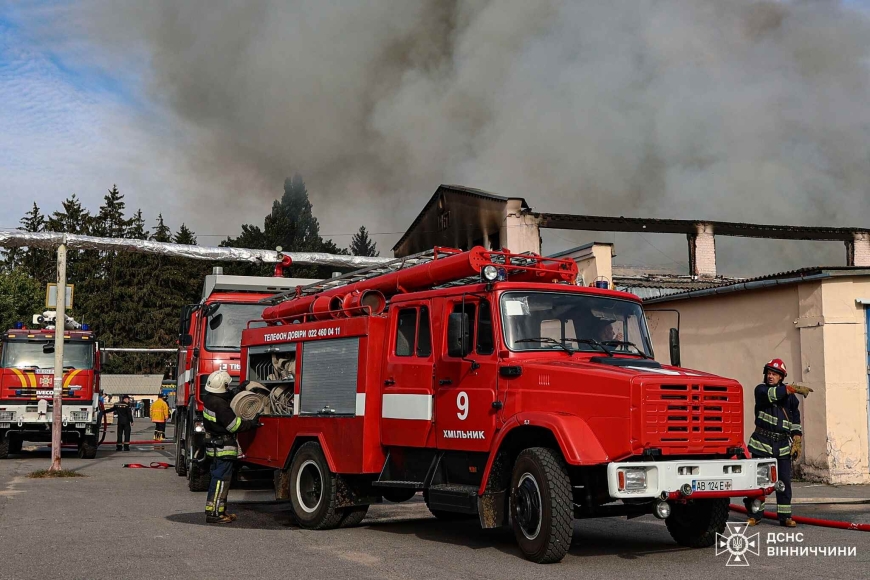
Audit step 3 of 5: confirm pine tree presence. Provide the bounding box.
[350,225,379,257]
[13,203,54,283]
[222,174,346,278]
[174,224,197,245]
[152,214,172,243]
[0,270,44,330]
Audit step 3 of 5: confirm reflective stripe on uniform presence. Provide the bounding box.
[227,416,242,433]
[777,505,792,514]
[203,409,217,422]
[768,387,780,403]
[779,445,793,456]
[748,437,773,454]
[791,424,802,433]
[759,411,779,426]
[206,448,239,458]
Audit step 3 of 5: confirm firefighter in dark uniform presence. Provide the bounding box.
[103,394,134,451]
[201,370,259,524]
[744,359,812,527]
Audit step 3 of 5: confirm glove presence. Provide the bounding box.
[791,435,802,460]
[787,384,813,397]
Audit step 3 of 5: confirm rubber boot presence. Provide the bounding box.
[746,517,761,526]
[218,480,236,521]
[116,445,122,451]
[780,518,797,527]
[123,444,130,451]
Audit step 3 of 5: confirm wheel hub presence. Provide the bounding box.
[297,459,324,513]
[515,473,543,540]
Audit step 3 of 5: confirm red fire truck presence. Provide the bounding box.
[174,267,317,490]
[237,247,781,563]
[0,313,101,459]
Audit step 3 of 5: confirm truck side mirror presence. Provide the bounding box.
[180,334,193,347]
[669,328,681,367]
[447,313,471,358]
[100,351,109,366]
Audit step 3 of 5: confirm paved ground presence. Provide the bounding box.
[1,423,868,580]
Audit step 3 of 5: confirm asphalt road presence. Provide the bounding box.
[0,424,867,580]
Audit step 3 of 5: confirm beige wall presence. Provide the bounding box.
[647,278,870,484]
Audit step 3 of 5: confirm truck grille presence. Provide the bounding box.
[642,382,742,453]
[70,411,89,421]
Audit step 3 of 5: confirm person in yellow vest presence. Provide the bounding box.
[150,395,171,441]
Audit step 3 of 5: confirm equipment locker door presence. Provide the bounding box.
[381,303,435,447]
[434,297,499,452]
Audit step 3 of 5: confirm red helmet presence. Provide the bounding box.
[764,358,787,378]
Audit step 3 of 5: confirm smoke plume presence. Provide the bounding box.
[31,1,870,274]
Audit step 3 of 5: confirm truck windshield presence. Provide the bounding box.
[205,303,267,351]
[500,291,653,357]
[0,342,95,370]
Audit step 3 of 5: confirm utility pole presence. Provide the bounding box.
[49,242,66,471]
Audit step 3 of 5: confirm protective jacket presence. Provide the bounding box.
[748,382,802,457]
[201,391,257,459]
[105,401,134,425]
[150,398,170,423]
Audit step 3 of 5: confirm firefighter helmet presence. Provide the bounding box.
[205,370,232,394]
[763,358,787,379]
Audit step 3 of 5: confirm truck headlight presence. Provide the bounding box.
[757,463,774,486]
[618,468,647,492]
[193,421,205,434]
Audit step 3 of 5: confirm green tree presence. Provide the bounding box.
[222,174,345,278]
[46,194,93,286]
[8,203,54,283]
[0,270,44,330]
[350,225,379,257]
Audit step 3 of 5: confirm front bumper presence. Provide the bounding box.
[607,458,778,500]
[0,403,96,429]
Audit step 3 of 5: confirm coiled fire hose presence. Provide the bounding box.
[230,382,294,419]
[729,504,870,532]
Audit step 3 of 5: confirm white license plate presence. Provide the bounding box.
[75,423,86,428]
[0,423,9,428]
[692,479,733,492]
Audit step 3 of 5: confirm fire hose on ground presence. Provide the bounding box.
[729,503,870,532]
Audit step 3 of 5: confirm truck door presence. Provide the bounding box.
[435,297,499,452]
[380,303,435,447]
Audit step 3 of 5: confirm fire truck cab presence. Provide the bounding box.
[0,314,101,459]
[238,247,781,563]
[174,270,318,490]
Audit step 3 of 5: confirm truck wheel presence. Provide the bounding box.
[0,437,9,459]
[188,460,211,492]
[338,506,369,528]
[78,437,97,459]
[289,442,344,530]
[665,498,729,548]
[175,413,188,477]
[509,447,573,564]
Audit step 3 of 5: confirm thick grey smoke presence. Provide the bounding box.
[34,1,870,274]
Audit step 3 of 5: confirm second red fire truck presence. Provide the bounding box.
[236,247,781,563]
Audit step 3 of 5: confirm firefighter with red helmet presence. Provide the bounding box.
[743,359,812,527]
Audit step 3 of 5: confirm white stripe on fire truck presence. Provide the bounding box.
[355,393,366,417]
[381,394,432,421]
[179,369,193,385]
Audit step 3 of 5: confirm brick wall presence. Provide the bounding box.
[688,225,717,278]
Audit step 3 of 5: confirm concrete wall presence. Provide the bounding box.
[647,278,870,484]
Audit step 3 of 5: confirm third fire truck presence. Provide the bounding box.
[174,266,317,490]
[237,247,782,563]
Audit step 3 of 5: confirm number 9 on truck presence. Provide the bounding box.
[456,391,468,420]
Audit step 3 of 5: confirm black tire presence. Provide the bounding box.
[0,437,9,459]
[9,437,22,455]
[666,498,729,548]
[188,460,211,492]
[175,412,188,477]
[288,442,343,530]
[338,506,369,528]
[382,488,418,503]
[509,447,573,564]
[78,437,97,459]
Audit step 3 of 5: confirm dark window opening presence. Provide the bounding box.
[417,306,432,357]
[477,300,494,355]
[395,308,417,357]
